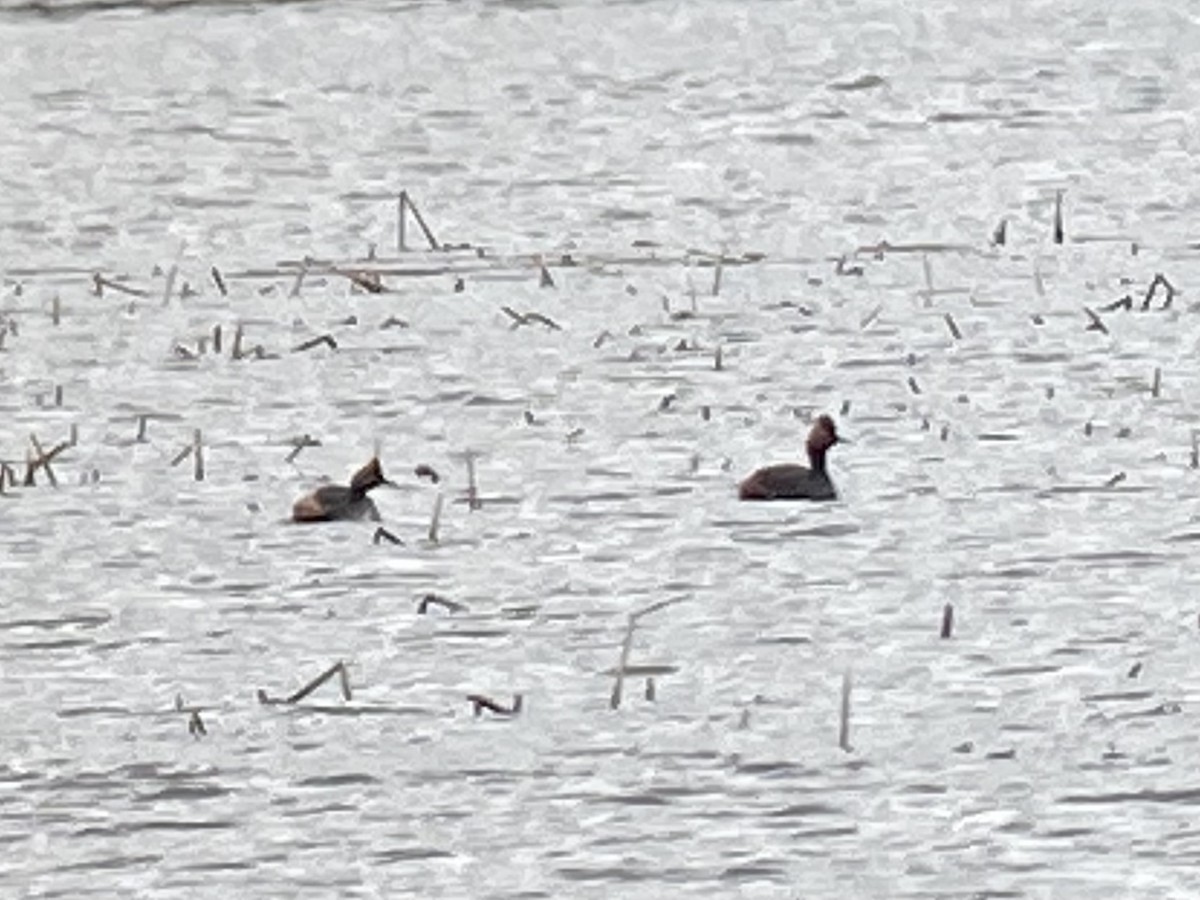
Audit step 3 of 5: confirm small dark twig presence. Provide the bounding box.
[372,527,403,546]
[417,593,467,614]
[258,661,352,706]
[1083,307,1109,335]
[467,693,522,717]
[293,334,338,353]
[414,464,440,484]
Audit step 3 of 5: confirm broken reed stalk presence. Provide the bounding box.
[192,429,204,481]
[609,596,683,710]
[163,264,178,306]
[51,295,60,325]
[466,455,480,511]
[1191,432,1198,470]
[231,324,245,360]
[943,313,962,340]
[1083,307,1109,335]
[188,710,207,737]
[212,325,222,355]
[539,263,555,289]
[715,344,723,371]
[609,615,637,710]
[54,385,63,407]
[27,434,65,488]
[288,263,307,298]
[93,274,149,298]
[1152,367,1161,398]
[258,660,352,706]
[334,268,384,294]
[397,190,440,251]
[838,670,852,752]
[992,218,1007,246]
[467,693,522,717]
[136,414,148,442]
[711,259,723,296]
[941,603,954,639]
[1053,190,1065,245]
[417,593,467,614]
[525,311,562,330]
[428,492,444,543]
[285,434,321,463]
[293,334,338,353]
[211,266,227,297]
[372,526,403,546]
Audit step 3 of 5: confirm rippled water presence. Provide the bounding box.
[4,0,1200,896]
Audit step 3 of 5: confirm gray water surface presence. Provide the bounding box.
[3,1,1200,897]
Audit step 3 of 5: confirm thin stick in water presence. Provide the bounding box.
[417,593,467,614]
[428,492,444,543]
[258,660,351,705]
[288,263,307,298]
[1053,190,1065,245]
[193,429,204,481]
[397,192,407,251]
[162,264,178,306]
[941,603,954,639]
[293,334,338,353]
[943,313,962,340]
[404,192,441,250]
[51,295,60,325]
[467,693,522,717]
[609,613,637,710]
[211,266,227,297]
[838,670,852,752]
[466,455,480,511]
[372,526,403,546]
[1083,307,1109,335]
[711,259,723,297]
[1151,367,1161,398]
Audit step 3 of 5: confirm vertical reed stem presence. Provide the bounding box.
[838,670,852,752]
[193,429,204,482]
[941,603,954,638]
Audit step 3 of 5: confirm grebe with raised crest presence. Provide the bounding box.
[293,456,393,523]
